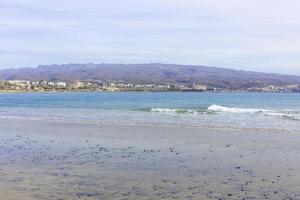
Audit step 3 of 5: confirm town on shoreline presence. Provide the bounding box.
[0,80,300,93]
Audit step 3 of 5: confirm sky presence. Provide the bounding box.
[0,0,300,75]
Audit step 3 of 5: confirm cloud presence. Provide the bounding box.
[0,0,299,74]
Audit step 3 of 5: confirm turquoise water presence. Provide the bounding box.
[0,92,299,132]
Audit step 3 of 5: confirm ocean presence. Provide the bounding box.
[0,92,299,133]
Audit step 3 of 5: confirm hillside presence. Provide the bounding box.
[0,63,300,89]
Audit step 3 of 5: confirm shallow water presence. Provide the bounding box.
[0,92,299,132]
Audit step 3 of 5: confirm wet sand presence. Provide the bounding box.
[0,118,300,199]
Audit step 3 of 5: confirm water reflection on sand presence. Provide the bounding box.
[1,119,300,200]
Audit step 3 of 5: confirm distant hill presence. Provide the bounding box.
[1,63,300,89]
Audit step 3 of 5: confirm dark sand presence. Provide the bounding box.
[0,118,300,199]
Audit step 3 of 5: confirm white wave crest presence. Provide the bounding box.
[207,105,270,114]
[207,105,300,121]
[150,108,195,114]
[263,112,300,121]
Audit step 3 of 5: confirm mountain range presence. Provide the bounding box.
[0,63,300,89]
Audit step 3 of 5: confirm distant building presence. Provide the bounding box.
[192,84,207,91]
[39,80,48,87]
[7,80,31,89]
[157,85,167,89]
[105,87,119,92]
[74,81,93,89]
[8,80,30,86]
[47,82,55,87]
[166,85,176,89]
[55,82,67,88]
[145,84,155,88]
[31,81,40,87]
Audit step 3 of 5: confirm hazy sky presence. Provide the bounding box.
[1,0,300,74]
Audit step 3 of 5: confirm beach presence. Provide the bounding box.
[1,0,300,198]
[1,118,300,200]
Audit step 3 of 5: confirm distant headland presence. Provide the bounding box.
[0,63,300,92]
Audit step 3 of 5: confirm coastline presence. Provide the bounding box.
[1,114,298,134]
[1,118,300,199]
[1,90,300,93]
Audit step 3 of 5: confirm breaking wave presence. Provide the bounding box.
[207,105,300,121]
[141,105,300,121]
[150,108,196,114]
[207,105,271,114]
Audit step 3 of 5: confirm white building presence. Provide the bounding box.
[192,84,207,91]
[55,82,67,88]
[7,80,31,89]
[74,81,93,88]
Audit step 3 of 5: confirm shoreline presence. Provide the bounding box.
[1,90,300,93]
[0,116,298,135]
[1,118,300,199]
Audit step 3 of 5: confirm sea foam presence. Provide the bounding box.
[150,108,195,114]
[207,104,271,114]
[207,104,300,121]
